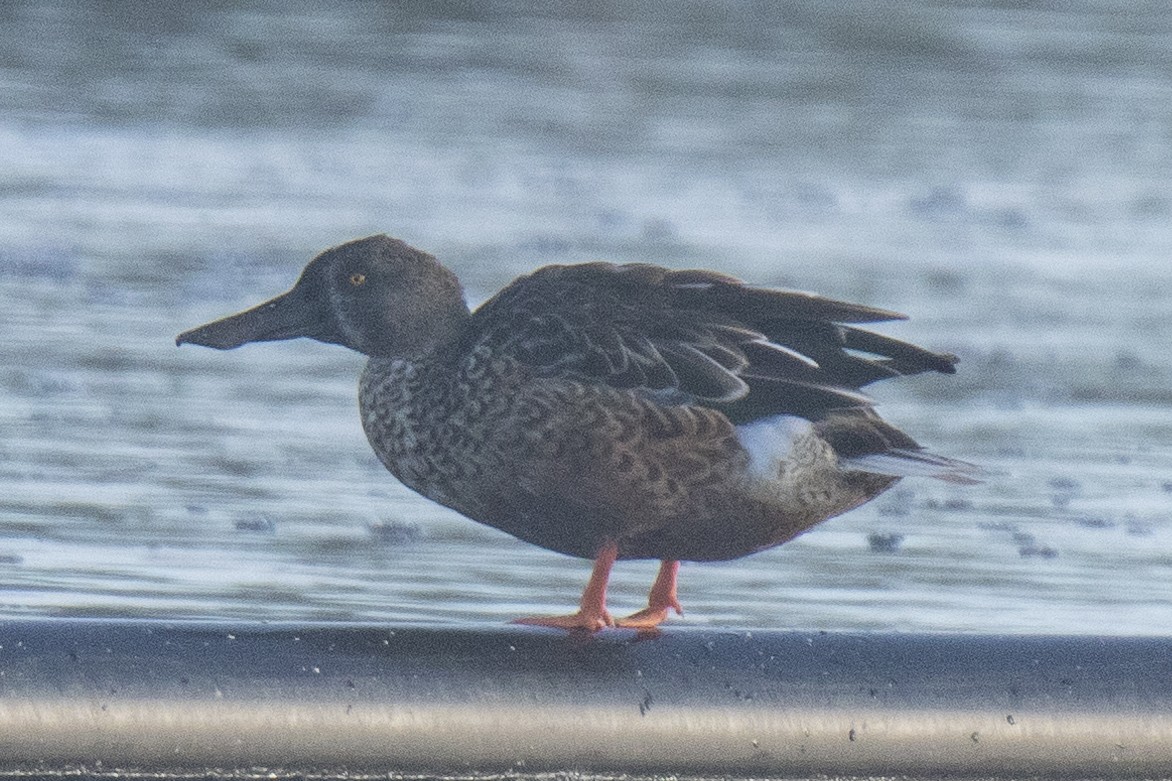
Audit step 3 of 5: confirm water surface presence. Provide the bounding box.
[1,1,1170,634]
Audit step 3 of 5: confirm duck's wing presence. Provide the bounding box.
[467,261,958,423]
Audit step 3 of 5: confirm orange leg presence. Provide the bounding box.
[513,542,618,632]
[616,560,683,629]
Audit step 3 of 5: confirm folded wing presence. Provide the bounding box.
[467,261,959,425]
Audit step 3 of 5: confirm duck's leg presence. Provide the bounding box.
[513,541,618,632]
[616,559,683,629]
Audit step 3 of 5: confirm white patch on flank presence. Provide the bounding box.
[735,414,813,478]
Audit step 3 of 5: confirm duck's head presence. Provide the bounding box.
[176,235,470,358]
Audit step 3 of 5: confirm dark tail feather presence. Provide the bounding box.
[841,327,959,376]
[839,448,984,485]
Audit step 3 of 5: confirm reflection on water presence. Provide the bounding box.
[1,2,1170,634]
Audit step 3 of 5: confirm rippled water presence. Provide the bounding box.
[1,1,1170,634]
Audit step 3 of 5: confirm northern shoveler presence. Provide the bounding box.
[178,235,977,631]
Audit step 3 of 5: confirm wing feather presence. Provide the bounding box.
[465,261,958,422]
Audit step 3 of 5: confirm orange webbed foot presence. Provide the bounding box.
[615,559,683,629]
[615,597,682,629]
[513,609,615,633]
[512,542,619,633]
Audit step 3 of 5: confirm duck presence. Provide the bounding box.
[177,234,977,631]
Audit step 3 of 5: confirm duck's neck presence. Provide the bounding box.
[366,302,472,362]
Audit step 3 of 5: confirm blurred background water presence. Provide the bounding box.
[1,0,1170,634]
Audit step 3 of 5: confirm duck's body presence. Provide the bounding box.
[179,235,976,630]
[360,353,887,562]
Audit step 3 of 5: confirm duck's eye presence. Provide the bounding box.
[349,273,366,287]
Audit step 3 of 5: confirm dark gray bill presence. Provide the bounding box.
[176,288,324,349]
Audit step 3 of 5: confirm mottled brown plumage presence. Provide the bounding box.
[178,234,977,630]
